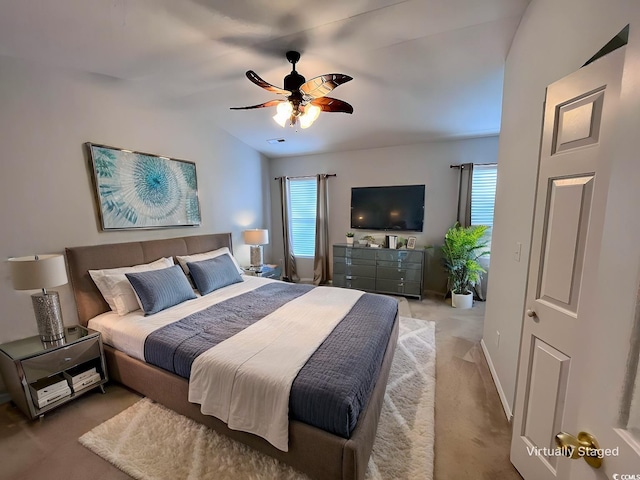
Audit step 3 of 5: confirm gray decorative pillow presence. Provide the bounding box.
[187,255,243,296]
[125,265,196,315]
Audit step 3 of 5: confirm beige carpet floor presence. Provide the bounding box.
[78,317,435,480]
[0,294,521,480]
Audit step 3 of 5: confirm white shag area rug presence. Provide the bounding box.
[79,316,435,480]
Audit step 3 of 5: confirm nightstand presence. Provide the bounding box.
[0,325,108,419]
[243,264,282,280]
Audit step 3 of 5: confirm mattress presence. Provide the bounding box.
[89,276,398,438]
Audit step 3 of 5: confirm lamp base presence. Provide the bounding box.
[31,291,65,342]
[249,245,264,268]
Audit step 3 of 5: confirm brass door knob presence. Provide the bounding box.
[555,431,602,469]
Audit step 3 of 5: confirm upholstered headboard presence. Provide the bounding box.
[65,233,233,326]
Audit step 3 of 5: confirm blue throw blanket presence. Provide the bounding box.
[144,283,398,438]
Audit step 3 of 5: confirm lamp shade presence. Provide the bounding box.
[8,254,68,290]
[243,229,269,246]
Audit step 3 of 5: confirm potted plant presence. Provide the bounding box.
[361,235,376,246]
[346,232,355,245]
[440,224,489,308]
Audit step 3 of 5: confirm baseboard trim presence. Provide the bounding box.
[480,339,513,422]
[424,289,446,298]
[0,393,10,405]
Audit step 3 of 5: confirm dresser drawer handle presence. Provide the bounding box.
[345,275,355,280]
[64,357,72,362]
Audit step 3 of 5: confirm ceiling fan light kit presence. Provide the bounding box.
[231,51,353,130]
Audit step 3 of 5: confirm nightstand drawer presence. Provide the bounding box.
[21,339,100,383]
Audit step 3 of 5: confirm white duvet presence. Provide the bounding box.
[88,277,363,452]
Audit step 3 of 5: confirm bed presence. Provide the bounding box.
[65,233,399,480]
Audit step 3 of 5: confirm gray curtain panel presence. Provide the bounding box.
[279,177,299,282]
[313,174,330,285]
[456,163,474,228]
[455,163,486,300]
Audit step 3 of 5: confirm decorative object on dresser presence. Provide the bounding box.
[333,244,425,299]
[346,232,355,244]
[441,223,489,309]
[0,325,108,420]
[243,229,269,268]
[407,236,417,250]
[86,143,201,230]
[8,254,68,342]
[385,235,398,249]
[361,235,376,246]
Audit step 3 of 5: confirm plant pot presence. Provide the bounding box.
[451,291,473,309]
[346,237,354,245]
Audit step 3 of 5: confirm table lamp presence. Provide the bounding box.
[243,229,269,269]
[8,254,68,342]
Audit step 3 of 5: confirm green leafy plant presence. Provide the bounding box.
[361,235,375,244]
[346,232,355,238]
[441,224,489,295]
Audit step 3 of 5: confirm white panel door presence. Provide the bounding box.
[510,46,640,479]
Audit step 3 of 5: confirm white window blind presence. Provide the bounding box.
[289,178,317,257]
[471,165,497,227]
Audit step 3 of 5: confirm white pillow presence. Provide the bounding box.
[176,247,243,276]
[89,257,174,315]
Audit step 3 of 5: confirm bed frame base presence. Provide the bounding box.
[104,317,398,480]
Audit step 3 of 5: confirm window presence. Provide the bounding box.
[471,165,497,227]
[289,178,317,257]
[471,164,497,250]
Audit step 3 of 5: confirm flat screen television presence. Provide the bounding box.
[351,184,425,232]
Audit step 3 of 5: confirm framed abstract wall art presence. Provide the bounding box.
[87,143,201,230]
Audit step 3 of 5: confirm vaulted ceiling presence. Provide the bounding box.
[0,0,529,157]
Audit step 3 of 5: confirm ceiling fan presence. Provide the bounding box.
[230,51,353,129]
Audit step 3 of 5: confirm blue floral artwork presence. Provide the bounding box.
[88,143,201,230]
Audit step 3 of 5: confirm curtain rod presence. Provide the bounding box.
[450,163,497,169]
[273,174,337,180]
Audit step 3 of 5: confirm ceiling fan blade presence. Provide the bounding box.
[246,71,291,95]
[300,74,353,100]
[309,97,354,114]
[230,99,285,110]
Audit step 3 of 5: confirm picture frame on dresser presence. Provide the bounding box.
[407,236,417,249]
[86,142,201,231]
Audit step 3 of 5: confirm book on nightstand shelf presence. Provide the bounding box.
[63,365,101,393]
[63,365,97,385]
[29,375,72,408]
[69,372,102,393]
[29,374,69,401]
[34,386,72,408]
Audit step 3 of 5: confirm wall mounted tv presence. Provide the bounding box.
[351,184,425,232]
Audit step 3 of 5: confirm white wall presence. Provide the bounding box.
[482,0,628,417]
[268,136,498,291]
[0,56,269,394]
